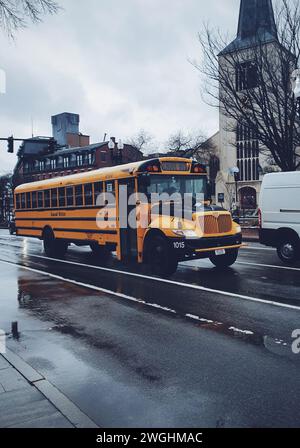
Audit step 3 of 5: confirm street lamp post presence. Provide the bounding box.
[229,167,240,218]
[108,138,124,166]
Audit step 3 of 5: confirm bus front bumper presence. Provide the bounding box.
[170,233,243,261]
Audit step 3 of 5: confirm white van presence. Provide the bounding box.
[259,172,300,264]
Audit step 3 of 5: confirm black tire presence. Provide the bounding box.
[43,228,68,258]
[146,235,178,276]
[210,248,239,268]
[90,243,110,258]
[277,237,300,265]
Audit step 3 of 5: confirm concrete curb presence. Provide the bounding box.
[1,349,98,428]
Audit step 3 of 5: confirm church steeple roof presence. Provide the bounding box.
[220,0,278,55]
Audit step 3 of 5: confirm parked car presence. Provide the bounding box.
[259,171,300,264]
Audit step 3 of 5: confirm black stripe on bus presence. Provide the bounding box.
[15,217,117,222]
[16,226,117,235]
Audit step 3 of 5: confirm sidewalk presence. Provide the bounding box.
[0,349,98,428]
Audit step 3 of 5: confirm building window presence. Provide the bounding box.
[100,152,107,162]
[77,154,83,167]
[63,157,70,168]
[236,61,258,92]
[236,124,259,182]
[87,153,94,165]
[50,159,57,170]
[39,160,45,172]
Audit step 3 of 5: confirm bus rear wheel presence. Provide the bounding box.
[43,228,68,258]
[209,249,238,268]
[147,235,178,277]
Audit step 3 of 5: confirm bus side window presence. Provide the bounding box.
[66,187,74,207]
[26,192,31,209]
[94,182,103,205]
[44,190,50,208]
[51,189,58,208]
[38,191,44,209]
[16,194,21,210]
[32,192,37,209]
[105,181,115,205]
[59,188,66,207]
[84,184,93,206]
[75,185,83,207]
[21,193,26,209]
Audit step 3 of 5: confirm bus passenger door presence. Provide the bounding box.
[118,178,138,260]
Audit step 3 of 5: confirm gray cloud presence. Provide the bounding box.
[0,0,240,173]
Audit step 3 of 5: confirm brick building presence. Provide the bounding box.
[13,112,143,187]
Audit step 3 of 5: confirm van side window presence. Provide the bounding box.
[66,187,74,207]
[75,185,83,207]
[44,190,50,208]
[59,188,66,207]
[84,184,93,206]
[37,191,44,208]
[51,189,58,208]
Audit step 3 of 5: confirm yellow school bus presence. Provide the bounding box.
[14,157,242,275]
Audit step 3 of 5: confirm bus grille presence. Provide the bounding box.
[199,214,232,235]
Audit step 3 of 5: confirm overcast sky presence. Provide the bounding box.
[0,0,240,174]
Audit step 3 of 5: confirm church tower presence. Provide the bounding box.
[216,0,278,211]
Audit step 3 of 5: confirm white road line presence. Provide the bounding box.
[0,258,256,338]
[0,258,177,315]
[236,261,300,272]
[1,243,300,312]
[241,246,275,251]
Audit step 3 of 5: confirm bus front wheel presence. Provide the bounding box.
[209,249,238,268]
[43,228,68,258]
[147,235,178,277]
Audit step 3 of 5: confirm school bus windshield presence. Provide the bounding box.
[145,175,207,201]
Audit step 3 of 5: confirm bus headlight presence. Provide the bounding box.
[235,225,242,234]
[173,230,198,238]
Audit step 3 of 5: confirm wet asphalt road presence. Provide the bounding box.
[1,229,300,428]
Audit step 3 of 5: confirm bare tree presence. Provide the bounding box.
[0,0,60,36]
[0,174,13,224]
[193,0,300,171]
[128,130,154,155]
[165,130,214,163]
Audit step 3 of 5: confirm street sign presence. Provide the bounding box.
[218,193,225,203]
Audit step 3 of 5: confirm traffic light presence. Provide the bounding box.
[7,136,14,153]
